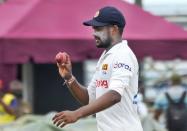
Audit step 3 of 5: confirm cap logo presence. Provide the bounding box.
[94,11,100,18]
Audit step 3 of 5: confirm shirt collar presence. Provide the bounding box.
[105,40,128,55]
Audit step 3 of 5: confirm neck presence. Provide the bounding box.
[105,37,122,52]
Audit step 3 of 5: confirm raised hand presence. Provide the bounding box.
[55,52,72,80]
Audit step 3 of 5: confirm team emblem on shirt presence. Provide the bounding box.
[94,11,100,18]
[102,64,108,70]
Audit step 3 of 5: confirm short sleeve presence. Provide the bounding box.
[87,73,97,103]
[109,53,134,96]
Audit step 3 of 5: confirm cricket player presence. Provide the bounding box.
[52,6,143,131]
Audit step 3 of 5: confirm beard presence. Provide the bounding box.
[95,35,112,49]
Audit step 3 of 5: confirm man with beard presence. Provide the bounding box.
[53,6,143,131]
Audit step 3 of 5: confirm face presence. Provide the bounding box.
[92,26,113,48]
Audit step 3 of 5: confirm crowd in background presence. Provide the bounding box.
[0,80,31,126]
[138,74,187,131]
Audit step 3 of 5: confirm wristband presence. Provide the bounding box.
[63,76,75,86]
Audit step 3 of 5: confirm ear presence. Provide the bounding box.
[111,25,119,35]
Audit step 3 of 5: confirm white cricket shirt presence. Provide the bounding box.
[87,40,143,131]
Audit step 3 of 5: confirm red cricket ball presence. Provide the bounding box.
[55,52,68,64]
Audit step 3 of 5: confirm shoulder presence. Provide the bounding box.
[155,90,168,105]
[112,47,133,63]
[156,91,167,101]
[154,91,168,109]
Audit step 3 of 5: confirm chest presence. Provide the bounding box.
[96,55,113,79]
[94,55,113,97]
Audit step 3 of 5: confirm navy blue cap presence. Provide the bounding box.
[83,6,125,28]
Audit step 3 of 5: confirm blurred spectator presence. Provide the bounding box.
[0,80,18,125]
[9,80,32,117]
[137,92,167,131]
[154,74,187,131]
[137,93,148,120]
